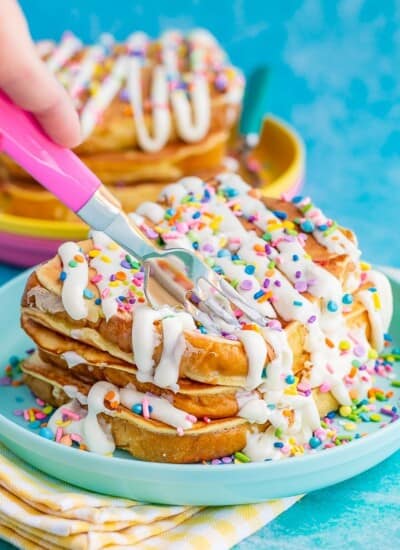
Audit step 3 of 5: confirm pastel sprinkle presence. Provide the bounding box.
[327,301,338,312]
[240,280,253,291]
[234,451,251,463]
[342,294,353,305]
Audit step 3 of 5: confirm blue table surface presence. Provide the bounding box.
[2,0,400,547]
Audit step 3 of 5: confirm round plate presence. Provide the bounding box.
[0,270,399,506]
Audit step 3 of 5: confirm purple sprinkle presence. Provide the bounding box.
[353,345,365,357]
[308,315,317,324]
[295,270,302,279]
[145,227,158,239]
[268,320,282,331]
[265,245,272,255]
[120,260,131,269]
[224,334,239,341]
[202,243,214,253]
[307,278,317,287]
[13,409,23,416]
[211,458,222,465]
[274,280,282,287]
[295,281,308,293]
[263,279,270,289]
[0,377,11,386]
[109,274,116,281]
[222,456,233,464]
[240,279,253,291]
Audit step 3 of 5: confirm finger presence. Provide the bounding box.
[0,0,81,148]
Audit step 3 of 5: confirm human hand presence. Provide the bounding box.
[0,0,81,148]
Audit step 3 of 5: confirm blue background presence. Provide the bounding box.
[1,1,400,548]
[18,0,400,267]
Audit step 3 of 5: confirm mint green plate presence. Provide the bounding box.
[0,270,399,505]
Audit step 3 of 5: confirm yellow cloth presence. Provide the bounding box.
[0,443,301,549]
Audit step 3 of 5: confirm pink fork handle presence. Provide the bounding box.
[0,91,101,212]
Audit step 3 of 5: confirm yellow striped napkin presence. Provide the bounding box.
[0,443,300,549]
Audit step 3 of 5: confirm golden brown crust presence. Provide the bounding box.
[22,361,249,463]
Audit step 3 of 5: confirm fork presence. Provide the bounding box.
[0,91,268,329]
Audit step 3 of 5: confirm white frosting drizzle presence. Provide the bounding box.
[120,384,195,429]
[58,242,88,321]
[68,45,104,101]
[61,351,85,369]
[127,33,171,152]
[294,197,361,261]
[80,56,129,139]
[236,330,268,390]
[48,381,117,455]
[153,314,193,390]
[46,32,82,73]
[356,269,392,350]
[132,305,167,382]
[89,230,136,321]
[136,201,165,224]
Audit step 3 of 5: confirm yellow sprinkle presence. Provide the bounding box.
[373,293,381,310]
[107,242,119,251]
[89,82,100,95]
[339,405,352,417]
[360,261,371,271]
[100,255,112,263]
[344,422,356,431]
[28,410,35,422]
[284,387,298,395]
[304,253,312,260]
[282,220,295,230]
[55,420,71,427]
[43,406,53,414]
[288,437,296,445]
[368,348,378,360]
[108,281,120,288]
[89,250,100,258]
[218,237,228,248]
[339,340,351,351]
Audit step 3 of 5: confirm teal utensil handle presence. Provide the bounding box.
[240,66,270,135]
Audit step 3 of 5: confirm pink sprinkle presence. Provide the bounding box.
[36,398,45,406]
[70,433,83,443]
[203,416,211,424]
[176,427,184,436]
[295,281,308,293]
[62,408,81,421]
[176,222,188,233]
[142,398,150,419]
[297,381,311,392]
[186,414,197,423]
[91,274,103,283]
[314,428,327,440]
[280,445,290,455]
[319,382,331,393]
[56,428,63,443]
[23,410,29,421]
[326,364,334,374]
[35,412,47,420]
[101,287,110,299]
